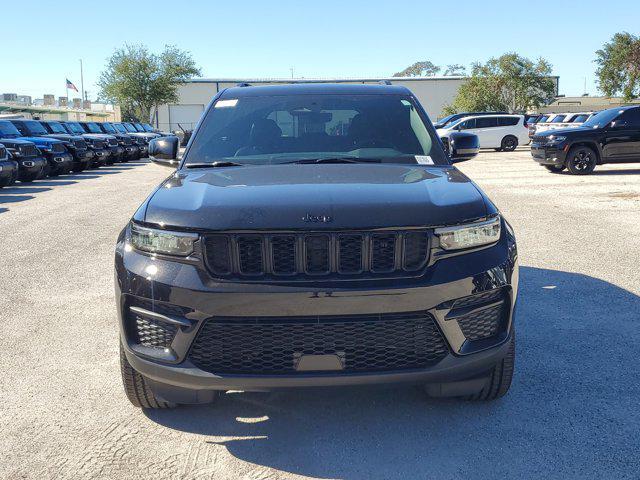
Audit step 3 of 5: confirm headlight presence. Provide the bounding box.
[129,223,198,256]
[435,216,501,250]
[548,135,566,144]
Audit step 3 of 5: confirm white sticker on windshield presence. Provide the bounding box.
[215,99,238,108]
[415,155,434,165]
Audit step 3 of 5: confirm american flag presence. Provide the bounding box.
[66,79,79,92]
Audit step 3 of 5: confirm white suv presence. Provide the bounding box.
[436,114,529,151]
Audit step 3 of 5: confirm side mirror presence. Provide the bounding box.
[448,131,480,163]
[149,136,180,168]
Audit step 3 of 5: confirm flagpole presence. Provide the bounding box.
[80,59,85,106]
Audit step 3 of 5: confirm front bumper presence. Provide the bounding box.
[116,224,518,400]
[531,144,568,166]
[44,151,73,173]
[16,156,47,180]
[107,146,125,162]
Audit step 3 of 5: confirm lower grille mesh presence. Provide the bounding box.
[133,315,177,348]
[189,313,448,374]
[456,304,503,341]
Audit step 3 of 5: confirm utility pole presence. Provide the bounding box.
[290,67,294,79]
[80,59,85,102]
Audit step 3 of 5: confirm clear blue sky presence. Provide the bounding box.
[2,0,638,101]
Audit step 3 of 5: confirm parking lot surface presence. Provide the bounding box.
[1,152,639,479]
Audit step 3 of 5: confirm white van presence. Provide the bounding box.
[436,114,530,151]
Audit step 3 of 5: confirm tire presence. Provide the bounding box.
[494,148,502,152]
[500,136,518,152]
[465,333,515,401]
[120,343,176,409]
[19,172,39,183]
[544,165,565,173]
[566,146,597,175]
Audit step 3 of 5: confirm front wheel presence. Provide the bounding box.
[566,146,597,175]
[500,136,518,152]
[120,343,176,409]
[544,165,565,173]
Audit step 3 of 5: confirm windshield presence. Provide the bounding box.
[142,123,154,132]
[66,122,85,134]
[582,108,621,128]
[46,122,67,134]
[113,123,128,133]
[85,123,102,134]
[22,120,48,135]
[133,123,144,132]
[436,114,457,124]
[101,123,117,134]
[550,115,566,123]
[123,123,137,133]
[0,121,21,136]
[186,94,446,166]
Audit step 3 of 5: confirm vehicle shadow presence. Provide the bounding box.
[145,266,640,479]
[591,168,640,175]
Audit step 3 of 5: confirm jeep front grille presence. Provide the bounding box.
[531,135,549,145]
[19,144,38,157]
[203,230,430,279]
[52,143,65,153]
[188,312,448,375]
[73,139,87,149]
[108,138,118,146]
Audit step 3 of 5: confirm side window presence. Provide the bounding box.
[12,122,28,135]
[619,109,640,128]
[458,118,476,130]
[498,116,519,126]
[475,116,498,128]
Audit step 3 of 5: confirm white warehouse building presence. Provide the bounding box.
[153,77,469,132]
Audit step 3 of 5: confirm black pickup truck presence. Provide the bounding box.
[531,105,640,174]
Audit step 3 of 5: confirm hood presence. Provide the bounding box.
[537,126,594,136]
[142,164,488,230]
[18,136,64,146]
[82,133,116,141]
[129,132,159,139]
[0,137,36,148]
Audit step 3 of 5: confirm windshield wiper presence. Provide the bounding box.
[283,157,380,164]
[185,161,244,168]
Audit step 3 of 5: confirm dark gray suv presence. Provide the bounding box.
[115,83,517,408]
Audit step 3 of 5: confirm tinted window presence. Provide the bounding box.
[457,118,476,130]
[84,123,103,134]
[550,115,566,123]
[538,115,549,123]
[619,108,640,128]
[101,123,117,134]
[583,108,622,128]
[46,122,67,134]
[498,116,520,126]
[187,94,447,165]
[571,115,588,123]
[0,121,21,136]
[475,116,498,128]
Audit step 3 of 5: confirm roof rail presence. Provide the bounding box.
[378,80,392,85]
[236,82,252,87]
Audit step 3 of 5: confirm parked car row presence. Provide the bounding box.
[531,105,640,174]
[0,120,170,187]
[436,113,530,151]
[527,112,595,137]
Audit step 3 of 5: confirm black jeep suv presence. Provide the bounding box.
[531,105,640,174]
[116,83,518,409]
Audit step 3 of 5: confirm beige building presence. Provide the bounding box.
[153,77,474,132]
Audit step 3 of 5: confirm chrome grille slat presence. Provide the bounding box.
[203,229,430,279]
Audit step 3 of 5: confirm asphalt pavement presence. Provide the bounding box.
[1,152,639,479]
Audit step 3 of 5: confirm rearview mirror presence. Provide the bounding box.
[149,136,180,168]
[447,132,480,163]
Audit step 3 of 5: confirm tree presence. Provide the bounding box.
[444,64,466,76]
[393,61,441,77]
[444,53,556,114]
[595,32,640,100]
[98,44,201,122]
